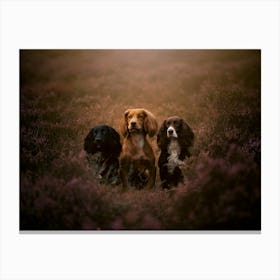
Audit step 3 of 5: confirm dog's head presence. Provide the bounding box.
[84,125,121,155]
[164,116,183,139]
[157,116,194,151]
[120,108,158,138]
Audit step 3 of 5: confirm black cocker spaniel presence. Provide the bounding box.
[84,125,122,185]
[157,116,194,189]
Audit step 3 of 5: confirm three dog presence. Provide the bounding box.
[84,110,194,190]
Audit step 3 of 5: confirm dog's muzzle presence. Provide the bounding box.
[128,121,141,133]
[167,126,178,138]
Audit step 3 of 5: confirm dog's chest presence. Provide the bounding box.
[167,139,181,173]
[131,134,144,150]
[168,139,181,156]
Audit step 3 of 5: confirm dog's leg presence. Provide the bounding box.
[159,165,169,189]
[120,159,129,190]
[172,166,184,186]
[158,153,170,189]
[147,164,156,189]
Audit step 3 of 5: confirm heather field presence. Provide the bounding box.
[20,50,261,230]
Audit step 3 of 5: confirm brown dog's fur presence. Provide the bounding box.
[119,108,158,190]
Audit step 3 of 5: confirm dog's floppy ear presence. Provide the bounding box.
[120,109,130,137]
[84,128,97,154]
[107,126,122,155]
[157,120,168,150]
[180,119,194,156]
[143,109,158,137]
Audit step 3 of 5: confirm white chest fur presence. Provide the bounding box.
[167,139,184,173]
[168,139,181,155]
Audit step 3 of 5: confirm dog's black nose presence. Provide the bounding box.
[168,130,173,135]
[131,121,136,126]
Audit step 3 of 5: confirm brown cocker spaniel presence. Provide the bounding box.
[119,108,158,190]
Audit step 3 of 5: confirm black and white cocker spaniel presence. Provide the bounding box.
[157,116,194,189]
[84,125,122,185]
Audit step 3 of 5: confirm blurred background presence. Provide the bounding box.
[20,50,261,230]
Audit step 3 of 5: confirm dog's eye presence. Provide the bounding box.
[138,114,144,119]
[101,129,105,134]
[127,115,132,119]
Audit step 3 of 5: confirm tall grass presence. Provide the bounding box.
[20,50,261,230]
